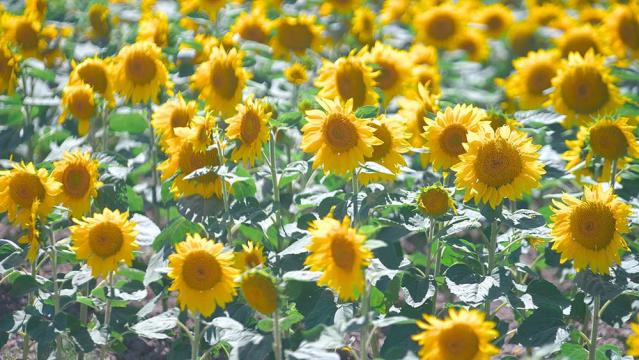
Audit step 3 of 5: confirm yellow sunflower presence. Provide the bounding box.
[365,42,413,105]
[225,95,271,167]
[270,15,323,59]
[414,5,464,49]
[234,241,266,271]
[25,0,47,22]
[179,0,228,21]
[52,151,102,218]
[2,14,43,59]
[628,315,639,357]
[456,29,490,63]
[508,20,541,58]
[412,65,442,95]
[151,93,198,150]
[550,184,631,274]
[0,43,19,95]
[358,116,410,185]
[412,308,499,360]
[562,117,639,182]
[168,233,238,316]
[381,0,412,24]
[284,63,308,85]
[556,25,608,58]
[87,3,110,41]
[320,0,361,15]
[417,183,456,218]
[485,110,522,130]
[398,83,440,149]
[579,7,607,26]
[240,270,278,315]
[315,50,379,110]
[59,84,96,136]
[530,4,570,30]
[191,46,249,117]
[549,50,623,127]
[305,213,372,301]
[352,8,376,46]
[113,41,170,104]
[69,57,115,105]
[605,5,639,59]
[301,97,381,176]
[502,49,560,109]
[231,9,271,44]
[70,208,139,278]
[422,104,489,171]
[477,3,514,38]
[410,44,438,68]
[180,34,219,65]
[452,126,545,209]
[17,206,40,263]
[137,11,170,48]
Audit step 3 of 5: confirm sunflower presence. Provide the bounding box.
[315,50,379,110]
[605,5,639,59]
[52,151,102,218]
[381,0,412,24]
[410,44,438,68]
[422,104,489,171]
[301,97,381,176]
[414,5,464,49]
[225,95,271,167]
[17,207,40,263]
[305,213,372,301]
[169,233,238,316]
[412,65,442,95]
[417,183,456,218]
[172,113,216,153]
[556,25,608,58]
[2,14,43,59]
[59,84,96,136]
[191,46,249,117]
[234,241,266,271]
[231,9,271,44]
[151,93,198,150]
[562,117,639,182]
[477,4,514,38]
[69,57,115,105]
[398,83,440,149]
[502,49,560,109]
[530,4,569,30]
[364,43,412,105]
[180,34,219,65]
[0,43,19,95]
[485,110,522,130]
[70,208,139,278]
[579,7,607,26]
[179,0,228,21]
[114,42,170,104]
[284,63,308,85]
[358,116,410,185]
[320,0,361,15]
[452,126,545,209]
[549,50,623,127]
[25,0,47,22]
[456,29,490,63]
[352,8,376,46]
[550,184,631,274]
[240,270,278,315]
[508,21,541,57]
[628,315,639,357]
[87,3,110,41]
[137,11,170,48]
[271,15,323,59]
[0,162,60,227]
[412,308,499,360]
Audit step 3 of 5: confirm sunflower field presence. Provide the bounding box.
[4,0,639,359]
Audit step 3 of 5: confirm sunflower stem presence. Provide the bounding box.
[47,226,63,358]
[102,272,114,360]
[21,260,37,360]
[291,84,299,110]
[268,129,282,251]
[360,280,371,359]
[273,308,283,360]
[102,101,109,152]
[589,294,600,360]
[215,130,232,242]
[430,221,442,315]
[147,102,160,223]
[484,217,498,316]
[610,159,617,191]
[20,69,34,161]
[352,170,360,226]
[191,312,201,360]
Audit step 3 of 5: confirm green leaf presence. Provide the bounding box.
[445,263,496,306]
[272,112,303,128]
[109,112,148,134]
[503,209,546,229]
[526,279,570,310]
[238,224,263,242]
[283,271,322,282]
[511,307,565,347]
[10,274,40,297]
[355,105,378,118]
[131,309,179,339]
[152,216,203,251]
[26,67,56,82]
[558,343,587,360]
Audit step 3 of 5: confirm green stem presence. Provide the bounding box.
[484,218,498,316]
[147,103,159,223]
[102,102,109,152]
[352,170,359,226]
[102,273,114,360]
[191,312,201,360]
[48,227,62,358]
[430,221,442,315]
[215,132,232,242]
[268,129,282,251]
[21,261,37,360]
[273,309,283,360]
[589,295,600,360]
[78,282,88,360]
[610,159,617,190]
[291,85,299,110]
[360,280,370,359]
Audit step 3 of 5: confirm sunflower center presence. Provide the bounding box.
[438,324,480,360]
[240,110,261,144]
[438,124,467,157]
[367,124,392,161]
[589,124,628,160]
[418,188,450,217]
[15,20,39,51]
[170,108,191,129]
[331,234,355,270]
[179,146,220,184]
[428,13,456,41]
[78,64,108,94]
[210,64,239,100]
[88,222,124,258]
[324,113,358,152]
[278,23,313,52]
[474,139,523,188]
[125,52,157,85]
[376,62,398,90]
[240,24,267,43]
[9,173,45,208]
[511,28,536,57]
[63,165,91,198]
[69,90,95,119]
[485,14,504,33]
[244,252,261,268]
[619,12,639,49]
[526,64,556,96]
[182,250,222,290]
[561,33,599,57]
[570,202,616,251]
[336,61,367,109]
[560,68,610,114]
[459,38,477,57]
[89,6,109,36]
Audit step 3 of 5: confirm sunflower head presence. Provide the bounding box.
[179,0,227,21]
[320,0,361,15]
[412,65,441,95]
[59,83,96,136]
[503,49,560,109]
[271,15,323,59]
[557,25,607,58]
[477,4,514,38]
[231,9,271,44]
[398,83,440,149]
[415,5,464,49]
[352,7,376,46]
[114,41,170,104]
[234,241,266,271]
[26,0,47,21]
[284,63,308,85]
[168,233,239,316]
[69,57,114,105]
[305,213,373,300]
[358,116,410,184]
[551,184,631,274]
[412,308,499,360]
[52,151,102,218]
[410,44,438,67]
[137,11,170,48]
[88,3,110,40]
[606,5,639,59]
[2,15,43,58]
[240,270,278,315]
[17,208,40,263]
[151,93,198,150]
[226,95,271,167]
[627,315,639,357]
[417,184,456,218]
[70,208,139,278]
[0,43,19,95]
[579,7,606,27]
[508,21,541,57]
[364,42,413,105]
[381,0,412,24]
[456,29,490,63]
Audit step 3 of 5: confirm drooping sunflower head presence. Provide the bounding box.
[231,8,271,44]
[605,5,639,59]
[225,95,271,167]
[305,213,373,300]
[452,126,545,209]
[364,42,413,105]
[417,183,456,218]
[136,11,170,48]
[52,151,103,218]
[627,315,639,357]
[352,7,376,46]
[179,0,228,21]
[398,82,440,148]
[87,3,110,40]
[17,209,40,263]
[358,116,410,185]
[412,308,499,360]
[456,28,490,63]
[549,50,623,127]
[59,83,96,136]
[0,43,19,95]
[301,97,382,176]
[422,104,489,171]
[551,184,631,274]
[271,15,323,59]
[234,241,266,271]
[240,270,278,315]
[415,4,464,49]
[284,63,308,85]
[69,57,114,105]
[191,46,249,117]
[168,233,239,316]
[503,49,560,109]
[508,20,541,57]
[151,93,198,150]
[2,14,43,58]
[315,49,379,110]
[477,3,514,38]
[70,208,139,278]
[556,25,608,58]
[114,41,170,104]
[0,162,61,227]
